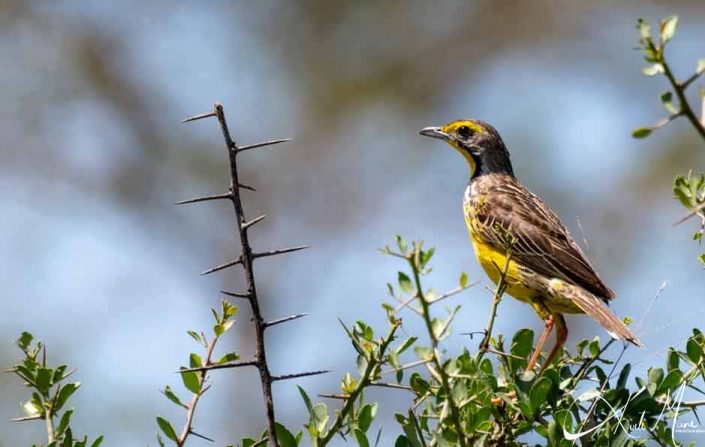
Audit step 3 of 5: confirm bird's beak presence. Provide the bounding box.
[419,126,449,141]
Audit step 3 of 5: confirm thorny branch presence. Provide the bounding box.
[179,102,315,447]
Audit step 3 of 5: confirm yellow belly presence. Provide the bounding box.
[469,231,536,303]
[464,195,583,315]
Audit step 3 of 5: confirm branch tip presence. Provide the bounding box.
[176,192,232,205]
[238,138,292,153]
[253,245,311,259]
[219,290,251,299]
[182,111,217,123]
[264,313,309,328]
[272,370,331,381]
[242,214,267,230]
[201,257,244,276]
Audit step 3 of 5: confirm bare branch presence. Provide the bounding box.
[253,245,311,259]
[180,360,258,374]
[318,393,349,400]
[200,256,243,276]
[673,201,705,226]
[272,370,331,381]
[189,430,215,443]
[242,214,267,230]
[182,111,217,123]
[238,138,292,152]
[176,193,232,205]
[219,290,250,299]
[264,313,309,328]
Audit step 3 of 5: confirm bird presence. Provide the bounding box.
[420,119,642,373]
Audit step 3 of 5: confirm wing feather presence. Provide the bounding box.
[471,181,615,301]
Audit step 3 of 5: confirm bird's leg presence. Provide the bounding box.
[539,314,567,373]
[526,314,554,372]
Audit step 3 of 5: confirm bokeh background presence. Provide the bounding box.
[2,1,705,445]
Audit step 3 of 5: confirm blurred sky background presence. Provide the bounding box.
[2,1,705,446]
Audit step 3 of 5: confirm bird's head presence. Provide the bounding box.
[420,119,514,178]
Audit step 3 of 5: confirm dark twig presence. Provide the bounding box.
[182,103,305,447]
[200,256,243,276]
[219,290,250,299]
[176,193,231,205]
[238,138,292,152]
[272,370,331,381]
[253,245,311,259]
[243,214,267,230]
[661,61,705,141]
[673,201,705,226]
[179,360,258,374]
[213,103,280,446]
[264,313,309,328]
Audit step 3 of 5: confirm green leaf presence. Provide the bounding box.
[90,435,104,447]
[642,64,664,77]
[396,235,407,254]
[17,332,34,350]
[396,337,417,355]
[297,386,313,414]
[648,367,664,392]
[511,328,534,359]
[186,330,205,346]
[358,403,377,433]
[659,16,678,45]
[156,416,178,442]
[686,337,703,364]
[459,272,468,288]
[54,382,80,412]
[617,363,631,390]
[274,423,298,447]
[36,367,55,395]
[667,349,680,371]
[394,435,414,447]
[354,429,370,447]
[56,409,73,435]
[420,247,435,267]
[657,369,683,395]
[632,127,653,139]
[674,175,696,209]
[530,377,553,417]
[398,272,413,295]
[222,300,238,319]
[161,386,185,408]
[215,352,240,365]
[189,353,202,369]
[180,368,201,394]
[660,91,678,114]
[588,337,601,357]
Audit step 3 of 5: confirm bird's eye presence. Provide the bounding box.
[457,126,473,139]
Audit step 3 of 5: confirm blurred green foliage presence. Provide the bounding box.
[632,15,705,266]
[9,333,103,447]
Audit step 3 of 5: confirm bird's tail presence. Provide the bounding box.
[552,281,643,347]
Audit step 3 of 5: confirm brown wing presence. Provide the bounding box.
[472,179,615,301]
